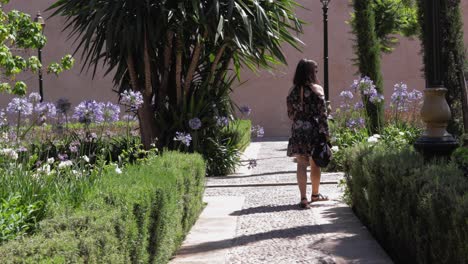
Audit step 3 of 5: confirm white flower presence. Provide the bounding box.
[399,132,405,136]
[115,167,122,174]
[82,155,90,163]
[10,151,18,160]
[331,146,340,152]
[0,148,18,160]
[368,136,379,143]
[38,164,51,175]
[47,157,55,164]
[58,160,73,168]
[372,134,381,139]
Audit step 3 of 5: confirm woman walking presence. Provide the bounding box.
[287,59,330,209]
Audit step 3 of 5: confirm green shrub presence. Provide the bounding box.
[344,144,468,263]
[202,119,251,176]
[326,123,422,172]
[0,152,206,264]
[0,195,42,243]
[452,147,468,177]
[232,119,252,152]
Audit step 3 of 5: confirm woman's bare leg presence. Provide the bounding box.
[310,159,328,201]
[296,156,308,200]
[310,159,321,195]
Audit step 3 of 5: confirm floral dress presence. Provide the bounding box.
[287,85,330,157]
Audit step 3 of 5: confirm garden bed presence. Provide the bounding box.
[0,152,206,264]
[343,144,468,263]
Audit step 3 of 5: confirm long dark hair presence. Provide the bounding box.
[293,59,319,86]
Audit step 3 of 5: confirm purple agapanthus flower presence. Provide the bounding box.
[391,83,408,103]
[7,97,33,116]
[36,102,57,123]
[69,141,80,153]
[391,82,410,110]
[28,92,42,104]
[58,153,69,161]
[346,118,365,130]
[239,105,252,116]
[101,102,120,123]
[252,125,265,138]
[408,89,423,101]
[340,90,354,100]
[370,93,384,104]
[188,118,202,130]
[120,90,144,110]
[340,103,350,111]
[346,119,357,129]
[359,76,376,94]
[357,117,365,127]
[123,114,137,122]
[174,132,192,147]
[215,116,229,127]
[354,102,364,110]
[72,100,104,124]
[350,79,360,93]
[17,146,27,152]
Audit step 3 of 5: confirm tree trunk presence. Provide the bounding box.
[184,31,207,94]
[209,43,227,84]
[138,95,157,150]
[143,33,152,98]
[175,34,183,105]
[128,53,157,149]
[159,31,174,103]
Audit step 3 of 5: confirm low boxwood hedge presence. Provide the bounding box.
[343,144,468,264]
[232,119,252,152]
[0,152,206,264]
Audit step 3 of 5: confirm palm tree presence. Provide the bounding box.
[50,0,303,149]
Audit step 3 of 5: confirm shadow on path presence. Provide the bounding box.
[240,156,287,162]
[230,202,334,216]
[177,206,361,256]
[213,170,342,180]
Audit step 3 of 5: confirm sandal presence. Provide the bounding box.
[299,197,310,209]
[311,193,329,203]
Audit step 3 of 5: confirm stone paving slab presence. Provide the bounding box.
[170,196,245,264]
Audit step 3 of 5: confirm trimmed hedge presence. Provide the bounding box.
[344,144,468,264]
[232,119,252,152]
[0,152,206,264]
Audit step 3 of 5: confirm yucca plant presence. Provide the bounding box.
[49,0,304,149]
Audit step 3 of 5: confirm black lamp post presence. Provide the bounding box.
[414,0,458,158]
[34,12,45,102]
[320,0,330,101]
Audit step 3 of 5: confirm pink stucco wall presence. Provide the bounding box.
[1,1,468,137]
[232,0,468,137]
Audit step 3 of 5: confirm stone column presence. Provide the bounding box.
[414,0,458,158]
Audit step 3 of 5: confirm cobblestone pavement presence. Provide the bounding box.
[204,139,392,264]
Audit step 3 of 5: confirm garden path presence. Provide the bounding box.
[171,139,392,264]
